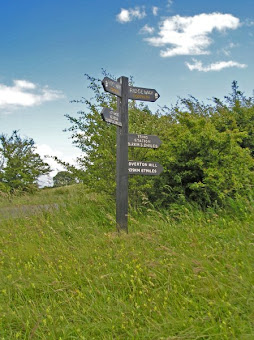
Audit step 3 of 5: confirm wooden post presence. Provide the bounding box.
[116,76,129,232]
[101,75,161,233]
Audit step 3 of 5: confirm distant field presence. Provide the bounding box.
[0,185,253,339]
[0,186,68,209]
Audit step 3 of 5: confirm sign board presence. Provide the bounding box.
[128,161,163,176]
[101,107,122,127]
[128,134,162,149]
[128,86,160,102]
[102,77,122,97]
[101,75,162,232]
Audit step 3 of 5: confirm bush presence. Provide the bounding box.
[65,75,254,208]
[153,113,254,207]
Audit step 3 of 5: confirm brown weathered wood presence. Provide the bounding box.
[116,76,129,233]
[101,107,122,127]
[102,77,122,97]
[128,86,160,102]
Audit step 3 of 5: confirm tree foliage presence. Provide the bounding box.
[65,74,254,208]
[53,171,78,187]
[0,131,50,193]
[212,81,254,156]
[153,112,253,206]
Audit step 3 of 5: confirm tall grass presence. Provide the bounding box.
[0,185,253,339]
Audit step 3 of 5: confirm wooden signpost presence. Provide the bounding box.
[102,77,122,97]
[101,76,162,232]
[128,161,163,176]
[101,107,122,127]
[128,134,162,149]
[129,86,160,102]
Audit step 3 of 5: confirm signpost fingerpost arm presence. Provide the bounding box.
[116,76,129,233]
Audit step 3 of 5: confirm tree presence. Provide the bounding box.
[53,171,78,187]
[0,131,51,193]
[65,73,254,208]
[64,72,167,206]
[212,81,254,156]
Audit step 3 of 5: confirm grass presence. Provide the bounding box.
[0,185,253,339]
[0,186,70,209]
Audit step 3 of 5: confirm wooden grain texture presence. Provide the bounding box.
[116,76,129,233]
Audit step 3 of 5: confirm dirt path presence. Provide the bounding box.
[0,203,59,221]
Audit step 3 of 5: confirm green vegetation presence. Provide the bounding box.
[0,131,50,194]
[64,77,254,208]
[1,77,254,338]
[53,171,79,188]
[0,186,66,209]
[0,185,253,339]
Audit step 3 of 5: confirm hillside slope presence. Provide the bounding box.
[0,185,253,339]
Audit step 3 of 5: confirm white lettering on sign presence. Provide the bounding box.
[109,110,119,117]
[128,161,159,167]
[128,160,163,175]
[148,163,157,168]
[129,88,153,95]
[128,161,149,167]
[127,142,159,148]
[106,79,121,91]
[102,108,122,126]
[105,118,122,127]
[129,168,141,173]
[128,134,160,149]
[109,111,120,122]
[128,142,141,147]
[137,135,148,139]
[140,168,157,174]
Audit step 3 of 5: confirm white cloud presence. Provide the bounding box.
[14,80,36,89]
[116,7,146,23]
[139,24,155,34]
[145,13,240,57]
[244,18,254,27]
[152,6,159,16]
[227,42,238,49]
[36,144,80,187]
[167,0,173,8]
[221,49,231,57]
[220,42,238,56]
[0,79,63,112]
[36,144,79,173]
[186,59,247,72]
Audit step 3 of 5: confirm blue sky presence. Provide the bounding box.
[0,0,253,183]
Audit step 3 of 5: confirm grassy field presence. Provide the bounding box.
[0,185,253,339]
